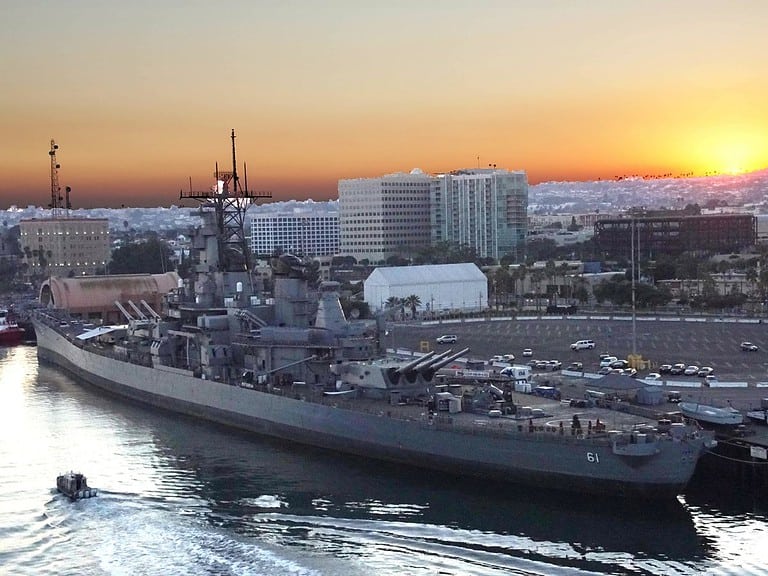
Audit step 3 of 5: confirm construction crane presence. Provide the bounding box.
[48,139,72,219]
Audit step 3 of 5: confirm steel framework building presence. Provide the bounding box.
[594,214,756,258]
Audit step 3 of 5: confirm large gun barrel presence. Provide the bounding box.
[429,347,471,371]
[412,348,454,371]
[395,351,436,375]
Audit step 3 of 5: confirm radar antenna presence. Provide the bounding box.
[179,129,271,271]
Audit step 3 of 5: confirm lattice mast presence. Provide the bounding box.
[49,140,62,219]
[179,129,271,272]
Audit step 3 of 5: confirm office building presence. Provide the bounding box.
[338,170,435,263]
[19,217,110,279]
[594,214,757,258]
[249,210,339,257]
[434,169,528,261]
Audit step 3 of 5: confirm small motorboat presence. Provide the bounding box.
[679,402,743,426]
[56,471,97,500]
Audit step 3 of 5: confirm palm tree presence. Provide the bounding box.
[759,269,768,301]
[745,266,758,297]
[402,294,421,319]
[513,265,527,308]
[531,269,547,311]
[493,267,511,308]
[558,262,571,301]
[384,296,402,320]
[573,276,590,305]
[544,260,557,305]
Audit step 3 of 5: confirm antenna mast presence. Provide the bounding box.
[178,130,271,271]
[49,140,62,219]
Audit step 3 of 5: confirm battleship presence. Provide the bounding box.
[34,131,714,499]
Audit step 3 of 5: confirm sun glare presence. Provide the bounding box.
[694,130,767,176]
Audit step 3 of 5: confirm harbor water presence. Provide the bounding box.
[2,345,767,576]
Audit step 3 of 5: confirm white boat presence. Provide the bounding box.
[679,402,743,426]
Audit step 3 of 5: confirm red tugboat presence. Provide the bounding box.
[0,308,25,346]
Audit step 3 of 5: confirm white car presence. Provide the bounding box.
[503,353,516,362]
[644,372,662,381]
[436,334,457,344]
[571,339,595,351]
[600,356,618,368]
[683,365,700,376]
[697,366,714,377]
[670,363,686,375]
[522,348,533,357]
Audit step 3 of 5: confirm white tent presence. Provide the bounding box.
[364,263,488,313]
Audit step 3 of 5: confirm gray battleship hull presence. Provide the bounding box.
[34,319,704,498]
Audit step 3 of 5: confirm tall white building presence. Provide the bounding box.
[434,169,528,261]
[249,210,339,257]
[338,169,436,263]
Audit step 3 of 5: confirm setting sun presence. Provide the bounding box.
[688,127,768,177]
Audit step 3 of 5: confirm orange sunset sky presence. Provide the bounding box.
[1,0,767,208]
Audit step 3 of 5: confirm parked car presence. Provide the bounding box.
[546,360,562,371]
[610,359,629,370]
[568,361,583,371]
[436,334,457,344]
[532,385,561,400]
[489,355,506,363]
[644,372,662,381]
[522,348,533,357]
[570,339,595,350]
[600,356,618,368]
[741,341,759,351]
[683,365,700,376]
[598,366,612,375]
[503,353,516,362]
[670,363,686,375]
[697,366,714,377]
[659,364,672,374]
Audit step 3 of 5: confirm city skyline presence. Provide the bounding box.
[2,0,767,209]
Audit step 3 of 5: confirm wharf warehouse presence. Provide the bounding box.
[364,263,488,313]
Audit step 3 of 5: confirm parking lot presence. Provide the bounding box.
[391,316,768,384]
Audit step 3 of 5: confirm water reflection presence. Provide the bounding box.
[10,351,749,575]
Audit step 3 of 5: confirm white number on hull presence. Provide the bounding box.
[587,452,600,463]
